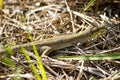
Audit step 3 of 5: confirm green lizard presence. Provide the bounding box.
[0,11,104,56]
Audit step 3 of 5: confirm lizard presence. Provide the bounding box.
[0,11,105,56]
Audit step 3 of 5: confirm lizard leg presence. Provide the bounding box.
[41,46,52,56]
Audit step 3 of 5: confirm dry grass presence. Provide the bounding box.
[0,0,120,80]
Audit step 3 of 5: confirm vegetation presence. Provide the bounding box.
[0,0,120,80]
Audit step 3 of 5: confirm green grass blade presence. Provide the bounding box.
[57,53,120,60]
[83,0,96,12]
[3,41,14,55]
[90,28,105,39]
[0,57,15,67]
[13,68,22,80]
[21,47,42,80]
[28,33,48,80]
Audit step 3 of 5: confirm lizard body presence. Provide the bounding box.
[0,12,104,55]
[0,26,92,55]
